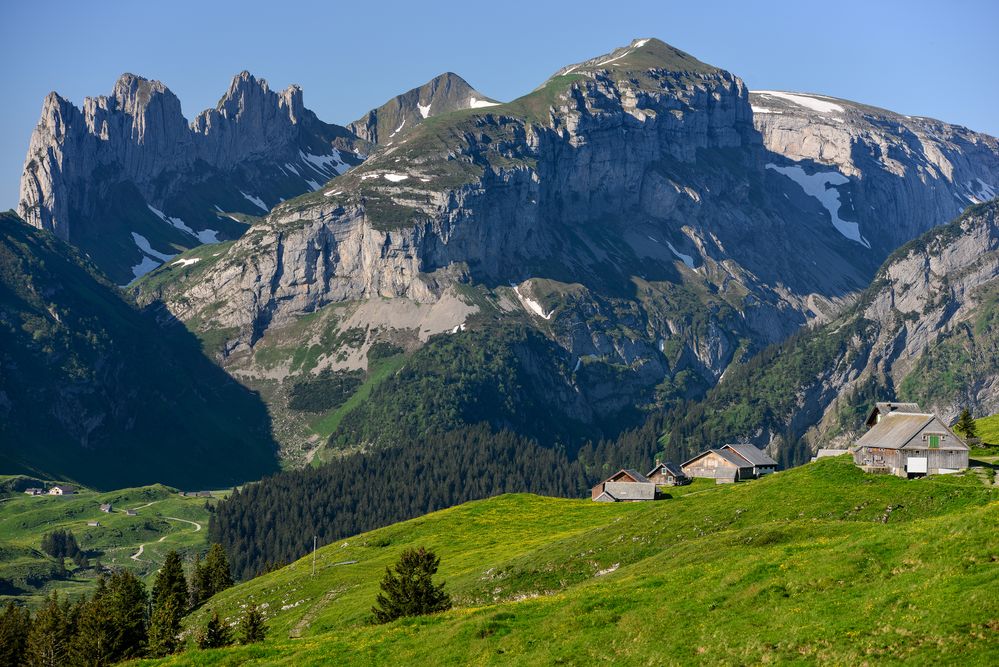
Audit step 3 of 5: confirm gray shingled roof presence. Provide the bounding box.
[722,444,779,467]
[603,481,656,500]
[855,412,934,450]
[683,449,751,469]
[865,401,923,425]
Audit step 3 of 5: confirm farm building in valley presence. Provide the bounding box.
[681,444,779,483]
[646,461,690,486]
[591,469,657,502]
[49,485,75,495]
[852,404,968,477]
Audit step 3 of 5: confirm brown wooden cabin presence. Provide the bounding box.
[852,411,968,477]
[646,461,690,486]
[720,444,779,477]
[681,449,750,483]
[591,469,657,502]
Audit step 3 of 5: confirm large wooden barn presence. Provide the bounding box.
[852,407,968,477]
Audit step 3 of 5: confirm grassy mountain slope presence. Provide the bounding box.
[145,457,998,665]
[0,477,215,607]
[0,213,279,490]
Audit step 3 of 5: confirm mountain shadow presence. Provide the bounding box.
[0,211,278,490]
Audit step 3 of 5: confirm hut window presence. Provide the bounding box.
[929,435,940,449]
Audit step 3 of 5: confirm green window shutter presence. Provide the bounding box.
[929,435,940,449]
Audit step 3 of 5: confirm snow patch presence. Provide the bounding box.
[766,163,870,248]
[417,101,431,118]
[129,256,160,281]
[284,162,300,176]
[754,91,845,114]
[633,38,650,48]
[361,173,379,181]
[384,173,408,182]
[305,179,321,191]
[131,233,174,262]
[512,284,554,320]
[325,190,343,197]
[172,257,201,268]
[240,191,269,212]
[300,149,350,177]
[751,105,781,114]
[665,241,696,269]
[389,119,406,137]
[469,97,500,108]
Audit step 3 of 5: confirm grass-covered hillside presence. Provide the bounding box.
[0,477,215,607]
[146,457,998,665]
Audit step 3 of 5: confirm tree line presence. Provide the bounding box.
[0,544,252,666]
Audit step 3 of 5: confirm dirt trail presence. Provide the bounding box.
[129,516,202,562]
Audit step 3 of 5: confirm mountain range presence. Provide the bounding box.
[3,37,998,488]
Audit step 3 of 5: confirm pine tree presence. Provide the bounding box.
[0,601,31,667]
[25,590,72,667]
[372,546,451,623]
[204,544,233,598]
[239,604,266,644]
[955,408,978,440]
[197,610,232,650]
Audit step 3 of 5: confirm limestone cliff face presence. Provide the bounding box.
[17,72,365,283]
[144,39,875,392]
[751,90,999,253]
[806,201,999,446]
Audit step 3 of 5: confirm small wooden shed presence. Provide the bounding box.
[645,461,690,486]
[720,444,779,478]
[591,469,657,502]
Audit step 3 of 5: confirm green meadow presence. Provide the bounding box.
[0,477,216,607]
[139,456,999,665]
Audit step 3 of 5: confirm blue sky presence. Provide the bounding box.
[1,0,996,209]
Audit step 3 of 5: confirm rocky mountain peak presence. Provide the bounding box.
[551,37,718,80]
[347,71,496,144]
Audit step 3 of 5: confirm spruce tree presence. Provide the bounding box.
[149,550,188,656]
[147,596,182,657]
[239,604,266,644]
[153,551,188,610]
[26,590,72,667]
[188,553,206,608]
[955,408,978,440]
[197,610,232,650]
[204,544,233,598]
[0,601,31,667]
[372,546,451,623]
[104,569,148,661]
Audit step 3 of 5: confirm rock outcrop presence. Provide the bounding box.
[17,72,366,284]
[751,90,999,253]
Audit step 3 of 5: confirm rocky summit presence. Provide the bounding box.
[124,38,999,464]
[17,71,366,284]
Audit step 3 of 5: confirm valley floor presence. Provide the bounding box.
[140,457,999,665]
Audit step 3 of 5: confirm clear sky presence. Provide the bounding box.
[1,0,996,209]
